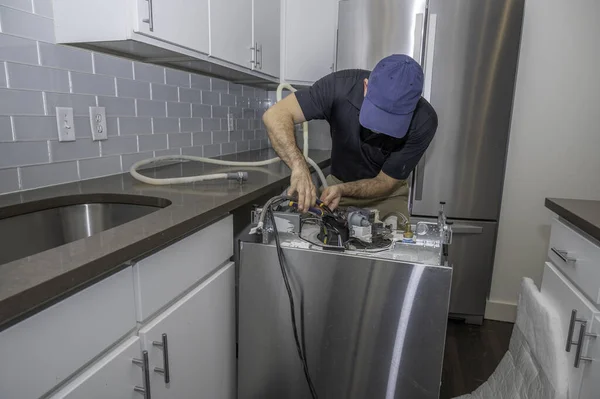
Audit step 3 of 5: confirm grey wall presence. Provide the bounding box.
[0,0,272,195]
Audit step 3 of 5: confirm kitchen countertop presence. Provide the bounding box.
[0,149,331,331]
[545,198,600,243]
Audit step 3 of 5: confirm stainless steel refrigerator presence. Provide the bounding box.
[336,0,525,324]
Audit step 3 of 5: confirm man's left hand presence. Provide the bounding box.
[320,185,343,210]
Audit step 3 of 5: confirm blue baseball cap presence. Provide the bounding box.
[359,54,424,139]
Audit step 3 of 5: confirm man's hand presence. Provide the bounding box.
[288,167,317,212]
[320,185,343,210]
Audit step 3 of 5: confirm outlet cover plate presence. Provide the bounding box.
[89,106,107,141]
[56,107,75,142]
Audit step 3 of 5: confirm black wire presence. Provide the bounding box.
[269,206,319,399]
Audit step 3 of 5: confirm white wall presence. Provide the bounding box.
[486,0,600,322]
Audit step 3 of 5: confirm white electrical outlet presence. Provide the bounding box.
[56,107,75,142]
[89,107,107,141]
[227,113,235,132]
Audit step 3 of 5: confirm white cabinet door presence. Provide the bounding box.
[138,263,236,399]
[135,0,210,54]
[253,0,281,77]
[50,337,144,399]
[282,0,337,84]
[579,315,600,399]
[210,0,253,68]
[540,262,600,399]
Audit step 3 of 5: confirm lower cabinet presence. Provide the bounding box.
[50,337,145,399]
[579,315,600,398]
[138,262,236,399]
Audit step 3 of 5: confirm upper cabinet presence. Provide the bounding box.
[281,0,338,85]
[210,0,254,68]
[253,0,281,78]
[134,0,210,54]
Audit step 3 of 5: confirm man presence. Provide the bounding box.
[263,54,438,220]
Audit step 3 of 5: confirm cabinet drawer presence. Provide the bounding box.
[134,215,233,321]
[540,262,600,399]
[549,218,600,305]
[0,267,137,399]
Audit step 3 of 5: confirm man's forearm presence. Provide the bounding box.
[338,177,397,199]
[263,109,307,172]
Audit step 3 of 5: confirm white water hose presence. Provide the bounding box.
[130,83,328,188]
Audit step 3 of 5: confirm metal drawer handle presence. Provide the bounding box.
[142,0,154,31]
[566,309,586,352]
[574,321,598,368]
[551,247,576,264]
[153,333,171,384]
[133,350,152,399]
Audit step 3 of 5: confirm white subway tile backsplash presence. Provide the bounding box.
[70,71,115,96]
[202,118,221,131]
[0,116,12,140]
[98,96,136,117]
[0,69,5,88]
[151,83,178,102]
[50,139,99,162]
[0,140,48,167]
[243,130,255,140]
[249,139,262,150]
[0,34,38,64]
[255,129,267,139]
[153,117,179,133]
[0,7,54,42]
[181,146,203,157]
[106,117,118,136]
[0,89,44,115]
[220,93,236,107]
[155,148,180,157]
[192,103,211,118]
[139,134,168,152]
[212,105,228,118]
[134,62,164,84]
[229,106,243,118]
[229,130,243,142]
[166,69,190,87]
[229,83,243,96]
[180,117,202,132]
[20,161,79,189]
[222,142,236,155]
[119,117,152,136]
[191,74,210,90]
[168,132,191,148]
[73,116,92,139]
[179,87,201,103]
[192,132,211,146]
[201,91,220,105]
[39,42,93,73]
[166,102,190,118]
[236,96,249,108]
[212,131,229,144]
[237,140,249,152]
[78,155,121,179]
[0,0,31,12]
[242,86,255,98]
[236,119,249,130]
[137,99,166,117]
[117,78,150,99]
[0,167,19,194]
[32,0,53,17]
[101,135,137,155]
[93,53,133,79]
[211,78,228,93]
[12,115,57,140]
[45,92,96,116]
[121,151,152,171]
[203,143,221,157]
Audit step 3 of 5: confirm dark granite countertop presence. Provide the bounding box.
[545,198,600,243]
[0,149,331,330]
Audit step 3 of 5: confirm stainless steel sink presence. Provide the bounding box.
[0,195,170,266]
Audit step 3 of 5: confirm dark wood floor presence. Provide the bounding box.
[439,319,514,399]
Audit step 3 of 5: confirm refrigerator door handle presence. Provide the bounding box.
[450,224,484,235]
[414,13,437,201]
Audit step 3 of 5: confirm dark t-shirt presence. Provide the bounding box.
[295,69,438,182]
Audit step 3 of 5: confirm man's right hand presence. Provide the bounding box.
[288,167,317,212]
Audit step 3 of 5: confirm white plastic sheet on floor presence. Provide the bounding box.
[455,278,569,399]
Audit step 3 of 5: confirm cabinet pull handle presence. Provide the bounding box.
[153,333,171,384]
[250,42,258,67]
[574,321,598,368]
[132,350,152,399]
[142,0,154,32]
[566,309,587,352]
[258,44,263,70]
[551,247,576,265]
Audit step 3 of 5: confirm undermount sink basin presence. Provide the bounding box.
[0,195,171,266]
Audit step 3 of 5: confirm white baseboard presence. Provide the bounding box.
[485,299,517,322]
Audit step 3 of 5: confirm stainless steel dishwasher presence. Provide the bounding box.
[238,203,453,399]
